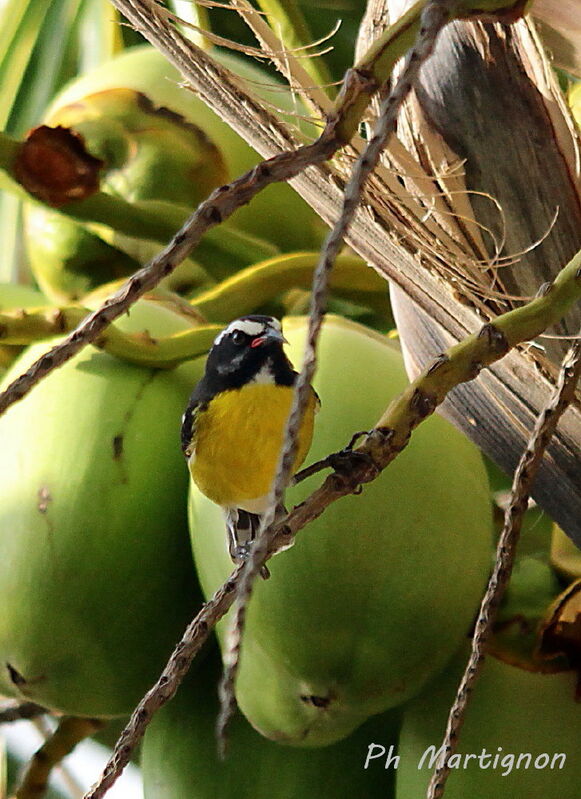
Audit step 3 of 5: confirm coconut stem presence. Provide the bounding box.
[0,701,46,724]
[0,308,221,368]
[0,253,385,364]
[366,250,581,466]
[192,252,387,322]
[251,0,334,91]
[14,716,104,799]
[426,334,581,799]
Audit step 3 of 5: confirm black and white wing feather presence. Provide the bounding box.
[181,397,206,459]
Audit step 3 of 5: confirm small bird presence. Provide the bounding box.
[181,315,318,568]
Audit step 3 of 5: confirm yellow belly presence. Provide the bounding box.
[191,384,316,509]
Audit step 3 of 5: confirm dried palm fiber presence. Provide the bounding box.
[356,1,581,539]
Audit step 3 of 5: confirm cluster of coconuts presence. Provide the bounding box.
[1,43,579,799]
[23,45,324,303]
[0,304,493,796]
[0,296,205,716]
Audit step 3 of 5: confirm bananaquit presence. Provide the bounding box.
[181,315,318,565]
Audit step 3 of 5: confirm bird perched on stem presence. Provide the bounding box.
[181,315,318,572]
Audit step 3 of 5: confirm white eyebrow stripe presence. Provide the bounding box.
[234,319,266,336]
[214,317,279,345]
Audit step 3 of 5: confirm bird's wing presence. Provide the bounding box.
[181,398,206,458]
[312,384,321,413]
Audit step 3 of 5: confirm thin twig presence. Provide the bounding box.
[81,246,581,798]
[426,334,581,799]
[0,701,46,723]
[215,0,467,755]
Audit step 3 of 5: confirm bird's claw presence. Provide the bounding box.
[231,544,270,580]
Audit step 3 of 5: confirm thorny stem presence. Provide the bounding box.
[426,334,581,799]
[81,246,581,799]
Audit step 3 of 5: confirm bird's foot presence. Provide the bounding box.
[231,544,270,580]
[293,430,380,491]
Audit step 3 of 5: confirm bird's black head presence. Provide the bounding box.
[203,315,295,391]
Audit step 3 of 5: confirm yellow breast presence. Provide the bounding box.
[190,383,316,510]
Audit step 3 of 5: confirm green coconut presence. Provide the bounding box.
[396,650,581,798]
[26,78,228,301]
[46,45,321,252]
[0,297,204,717]
[24,45,322,302]
[47,87,228,208]
[398,551,581,798]
[190,315,493,746]
[141,643,401,799]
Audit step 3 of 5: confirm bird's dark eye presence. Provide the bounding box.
[231,330,247,345]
